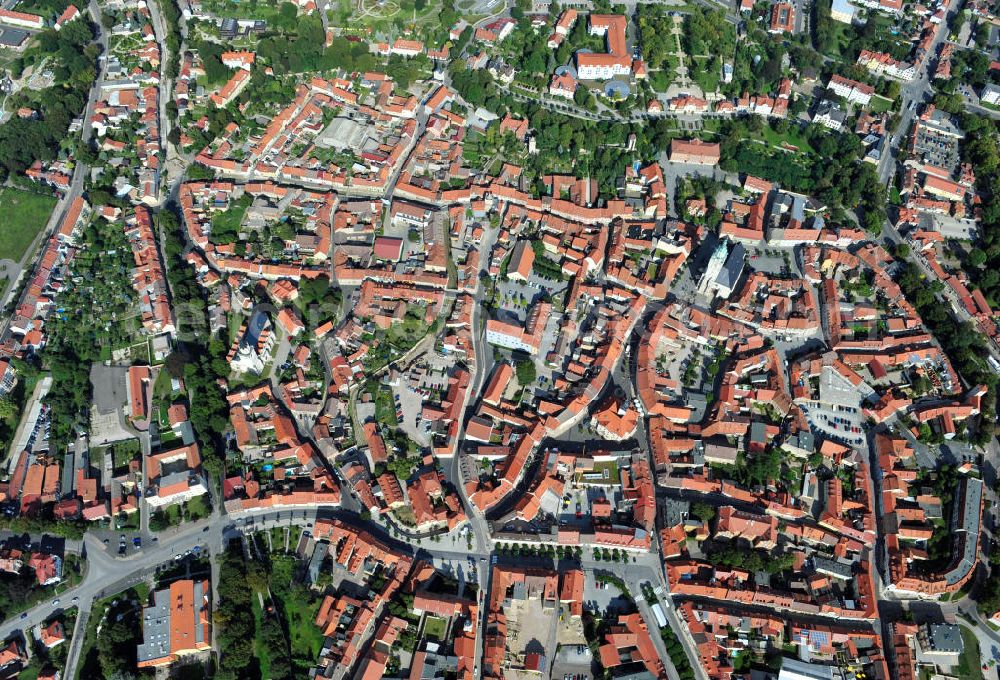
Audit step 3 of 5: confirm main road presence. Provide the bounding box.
[14,496,510,678]
[10,498,698,680]
[10,507,388,676]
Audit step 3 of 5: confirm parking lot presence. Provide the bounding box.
[6,376,53,469]
[928,212,979,240]
[89,364,134,444]
[557,486,616,529]
[912,124,960,174]
[549,645,594,680]
[798,400,865,448]
[90,410,134,447]
[394,353,456,445]
[495,276,567,325]
[393,383,431,446]
[819,363,876,405]
[19,402,51,456]
[583,570,632,616]
[747,248,793,277]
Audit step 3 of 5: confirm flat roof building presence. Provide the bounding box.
[777,658,836,680]
[918,622,963,662]
[0,27,29,48]
[830,0,856,22]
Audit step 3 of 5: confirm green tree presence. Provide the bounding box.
[277,1,298,28]
[0,397,18,420]
[515,359,536,385]
[246,560,270,592]
[690,502,715,522]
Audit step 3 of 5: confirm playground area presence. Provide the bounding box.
[329,0,445,34]
[358,0,401,21]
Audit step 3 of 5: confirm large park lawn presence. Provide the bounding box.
[0,188,56,263]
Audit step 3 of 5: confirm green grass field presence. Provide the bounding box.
[870,94,894,113]
[424,614,447,639]
[957,626,985,680]
[387,313,429,350]
[0,188,56,264]
[267,555,325,670]
[186,494,211,520]
[760,124,816,154]
[819,19,852,58]
[286,593,325,662]
[210,193,250,244]
[690,55,720,93]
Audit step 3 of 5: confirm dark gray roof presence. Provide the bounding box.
[716,242,746,292]
[928,623,964,654]
[812,556,852,580]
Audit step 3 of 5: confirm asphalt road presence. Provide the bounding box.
[8,501,501,676]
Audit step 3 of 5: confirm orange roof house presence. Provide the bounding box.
[499,115,529,141]
[0,8,44,28]
[715,506,778,549]
[276,306,305,337]
[559,569,585,617]
[482,362,513,406]
[127,366,153,422]
[769,2,795,32]
[38,620,65,648]
[27,553,62,586]
[210,68,251,108]
[363,421,388,464]
[137,579,211,668]
[591,397,639,440]
[598,612,667,679]
[373,236,404,261]
[669,139,720,165]
[0,638,26,674]
[508,240,535,282]
[576,15,631,80]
